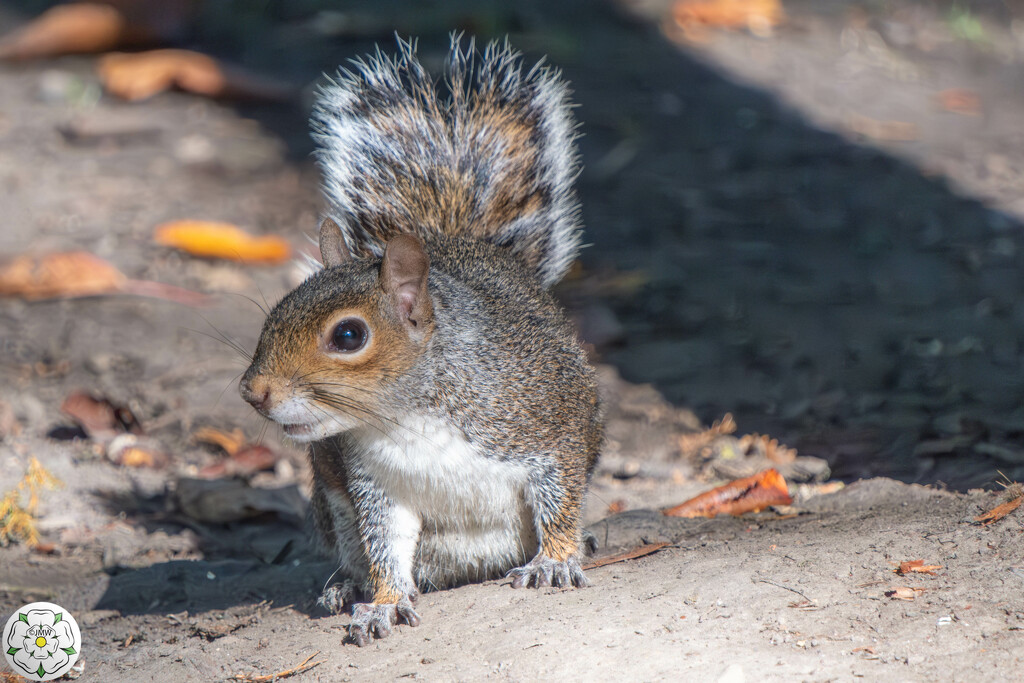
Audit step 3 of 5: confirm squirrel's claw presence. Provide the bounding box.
[508,555,590,589]
[317,579,359,615]
[348,595,421,647]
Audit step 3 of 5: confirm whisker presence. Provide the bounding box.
[226,290,269,316]
[212,369,247,410]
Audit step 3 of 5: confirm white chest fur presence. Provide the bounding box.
[351,415,529,527]
[348,415,536,586]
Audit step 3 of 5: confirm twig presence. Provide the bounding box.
[582,541,671,570]
[757,578,816,604]
[230,651,324,682]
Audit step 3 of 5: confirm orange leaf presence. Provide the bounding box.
[974,494,1024,526]
[155,221,291,264]
[936,89,981,116]
[0,251,126,300]
[896,559,942,576]
[0,4,126,61]
[671,0,783,41]
[99,49,222,101]
[99,49,294,102]
[663,468,792,518]
[117,446,167,468]
[194,427,247,456]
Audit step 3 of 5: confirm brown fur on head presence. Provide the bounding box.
[239,234,433,441]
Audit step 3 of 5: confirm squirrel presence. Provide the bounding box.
[239,37,602,647]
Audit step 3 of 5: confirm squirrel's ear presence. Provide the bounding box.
[319,216,351,267]
[380,235,432,330]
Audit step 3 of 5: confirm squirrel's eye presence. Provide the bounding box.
[328,319,368,353]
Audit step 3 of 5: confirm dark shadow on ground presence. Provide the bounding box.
[90,487,334,615]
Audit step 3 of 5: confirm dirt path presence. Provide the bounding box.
[1,0,1023,680]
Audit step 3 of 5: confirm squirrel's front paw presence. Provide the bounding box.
[348,595,421,647]
[508,554,590,589]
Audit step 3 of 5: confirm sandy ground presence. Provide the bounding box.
[1,0,1024,680]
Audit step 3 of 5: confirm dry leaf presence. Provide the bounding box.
[99,50,294,102]
[670,0,784,42]
[885,586,925,601]
[198,445,280,479]
[974,493,1024,526]
[678,413,737,458]
[738,432,797,464]
[896,559,942,576]
[194,427,247,456]
[663,468,793,518]
[936,88,981,116]
[847,114,919,142]
[0,251,126,300]
[116,446,167,468]
[155,221,292,264]
[607,499,628,515]
[0,250,208,304]
[106,434,168,468]
[61,390,142,440]
[0,4,126,61]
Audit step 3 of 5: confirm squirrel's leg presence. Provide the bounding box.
[509,463,591,589]
[309,455,370,614]
[346,473,422,646]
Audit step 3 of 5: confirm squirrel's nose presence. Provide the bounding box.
[239,377,270,412]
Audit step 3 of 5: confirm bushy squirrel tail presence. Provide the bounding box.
[311,36,582,288]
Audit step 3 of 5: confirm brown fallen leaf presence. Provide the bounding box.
[663,468,792,518]
[99,50,294,102]
[198,445,280,479]
[0,251,125,299]
[738,432,797,464]
[61,390,142,441]
[885,586,925,601]
[0,251,209,304]
[896,559,943,576]
[155,221,292,264]
[582,542,671,570]
[678,413,737,459]
[0,3,126,61]
[606,499,628,515]
[669,0,784,42]
[936,88,981,116]
[0,0,195,61]
[846,114,919,142]
[974,493,1024,526]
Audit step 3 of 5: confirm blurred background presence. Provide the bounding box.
[2,0,1024,498]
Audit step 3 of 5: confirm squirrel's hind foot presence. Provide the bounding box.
[508,554,590,589]
[348,595,421,647]
[317,579,361,615]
